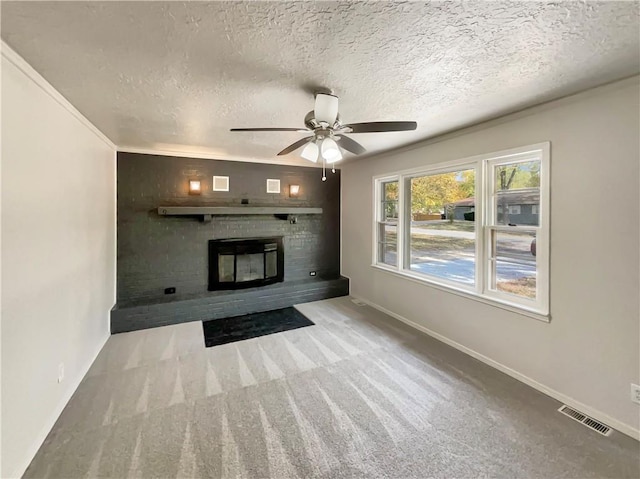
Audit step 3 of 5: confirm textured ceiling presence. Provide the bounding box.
[2,1,639,166]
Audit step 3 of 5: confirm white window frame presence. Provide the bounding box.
[373,175,401,268]
[372,142,550,320]
[401,161,480,292]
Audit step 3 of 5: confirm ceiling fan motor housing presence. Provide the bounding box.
[304,111,342,131]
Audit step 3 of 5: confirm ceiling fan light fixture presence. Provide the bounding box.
[325,152,342,164]
[300,141,319,162]
[230,92,417,179]
[321,137,342,163]
[314,93,339,125]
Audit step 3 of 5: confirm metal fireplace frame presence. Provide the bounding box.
[208,237,284,291]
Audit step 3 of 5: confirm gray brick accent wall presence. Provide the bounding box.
[114,152,346,331]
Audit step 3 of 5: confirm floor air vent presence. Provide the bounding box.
[351,298,366,306]
[558,405,612,436]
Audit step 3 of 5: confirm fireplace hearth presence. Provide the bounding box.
[208,237,284,290]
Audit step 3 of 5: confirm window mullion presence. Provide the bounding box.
[403,175,413,271]
[484,159,496,296]
[373,180,380,265]
[489,225,539,232]
[478,159,488,295]
[396,175,405,271]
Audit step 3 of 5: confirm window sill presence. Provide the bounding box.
[370,264,551,323]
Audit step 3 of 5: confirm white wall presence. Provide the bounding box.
[342,77,640,438]
[1,45,116,478]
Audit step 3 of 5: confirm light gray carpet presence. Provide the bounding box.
[25,297,639,478]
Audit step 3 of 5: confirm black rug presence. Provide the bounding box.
[202,307,315,348]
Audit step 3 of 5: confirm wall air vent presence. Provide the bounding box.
[558,405,612,436]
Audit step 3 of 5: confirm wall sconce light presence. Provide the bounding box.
[289,184,300,198]
[189,180,201,195]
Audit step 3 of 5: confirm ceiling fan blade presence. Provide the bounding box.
[344,121,417,133]
[314,93,339,125]
[230,127,309,132]
[277,136,314,156]
[335,134,366,155]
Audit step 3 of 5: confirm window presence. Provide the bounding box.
[373,143,549,317]
[487,156,542,302]
[376,178,399,267]
[408,168,476,286]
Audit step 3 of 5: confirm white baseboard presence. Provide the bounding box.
[351,294,640,441]
[10,332,110,479]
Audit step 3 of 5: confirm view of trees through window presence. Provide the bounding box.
[408,169,476,284]
[496,160,540,191]
[375,146,547,311]
[403,161,541,298]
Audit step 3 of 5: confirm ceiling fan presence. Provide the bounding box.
[231,93,417,179]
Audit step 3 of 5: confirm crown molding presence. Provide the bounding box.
[1,40,116,151]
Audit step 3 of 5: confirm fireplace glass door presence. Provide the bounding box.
[209,237,284,290]
[235,253,264,282]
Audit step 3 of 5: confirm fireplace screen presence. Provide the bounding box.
[209,237,284,290]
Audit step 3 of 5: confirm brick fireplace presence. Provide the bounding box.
[111,152,348,333]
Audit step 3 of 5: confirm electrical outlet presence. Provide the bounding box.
[309,271,317,276]
[631,383,640,404]
[58,363,65,383]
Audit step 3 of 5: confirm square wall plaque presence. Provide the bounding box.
[213,176,229,192]
[266,179,280,194]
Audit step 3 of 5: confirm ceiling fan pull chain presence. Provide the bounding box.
[332,165,336,174]
[322,156,327,182]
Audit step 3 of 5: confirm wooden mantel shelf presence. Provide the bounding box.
[157,206,323,223]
